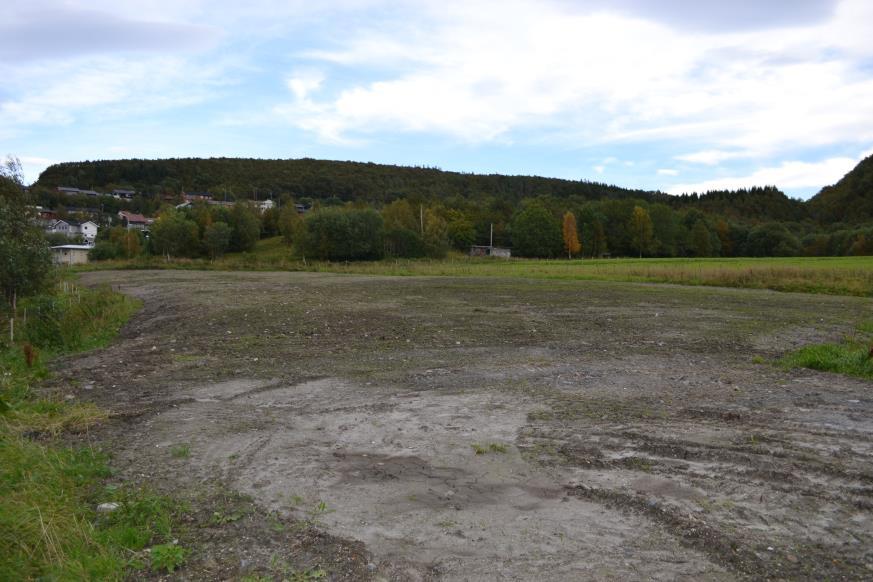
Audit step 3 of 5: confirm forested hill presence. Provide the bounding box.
[808,154,873,223]
[35,157,652,204]
[35,156,807,222]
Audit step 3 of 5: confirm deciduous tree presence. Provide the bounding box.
[562,211,581,258]
[629,205,654,258]
[149,209,199,258]
[510,203,562,258]
[203,222,232,259]
[0,174,53,310]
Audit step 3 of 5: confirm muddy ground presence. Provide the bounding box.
[53,270,873,581]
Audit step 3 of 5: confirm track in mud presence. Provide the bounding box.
[57,270,873,581]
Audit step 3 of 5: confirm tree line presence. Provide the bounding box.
[85,194,873,262]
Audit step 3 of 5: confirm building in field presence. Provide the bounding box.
[469,245,511,258]
[51,244,91,265]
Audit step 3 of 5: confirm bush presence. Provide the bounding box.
[20,286,139,352]
[89,241,121,261]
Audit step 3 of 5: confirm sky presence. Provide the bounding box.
[2,0,873,199]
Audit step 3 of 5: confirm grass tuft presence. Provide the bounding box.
[781,343,873,379]
[781,321,873,379]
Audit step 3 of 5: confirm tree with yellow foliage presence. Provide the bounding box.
[562,211,581,259]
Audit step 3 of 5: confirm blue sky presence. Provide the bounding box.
[2,0,872,198]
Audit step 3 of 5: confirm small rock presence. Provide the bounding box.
[786,554,798,563]
[367,563,377,571]
[151,346,157,351]
[64,394,75,400]
[97,502,120,513]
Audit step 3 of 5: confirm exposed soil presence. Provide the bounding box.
[52,270,873,580]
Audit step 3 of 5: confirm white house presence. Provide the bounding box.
[51,245,91,265]
[46,219,98,245]
[77,220,98,243]
[254,199,275,213]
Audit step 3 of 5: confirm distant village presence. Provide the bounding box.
[37,186,293,265]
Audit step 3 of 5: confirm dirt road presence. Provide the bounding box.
[58,270,873,580]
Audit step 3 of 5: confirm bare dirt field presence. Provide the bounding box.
[55,270,873,580]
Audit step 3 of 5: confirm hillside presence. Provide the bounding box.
[34,157,808,223]
[808,154,873,223]
[35,157,653,205]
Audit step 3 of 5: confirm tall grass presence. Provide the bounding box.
[79,238,873,297]
[0,283,182,579]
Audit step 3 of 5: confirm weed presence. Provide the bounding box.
[268,513,286,532]
[288,494,304,506]
[210,510,245,525]
[269,555,328,581]
[472,442,508,455]
[22,343,37,368]
[307,501,334,520]
[170,444,191,459]
[623,457,654,472]
[149,543,188,573]
[751,355,766,364]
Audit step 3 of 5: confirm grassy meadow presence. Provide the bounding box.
[80,236,873,297]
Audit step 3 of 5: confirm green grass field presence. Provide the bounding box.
[80,237,873,297]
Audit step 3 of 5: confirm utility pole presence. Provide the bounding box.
[420,205,424,235]
[490,223,493,249]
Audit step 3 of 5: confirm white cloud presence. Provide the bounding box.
[657,168,679,176]
[272,0,873,156]
[666,154,863,194]
[0,56,229,135]
[286,70,325,100]
[675,150,754,165]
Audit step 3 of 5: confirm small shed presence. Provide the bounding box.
[51,245,91,265]
[470,245,511,258]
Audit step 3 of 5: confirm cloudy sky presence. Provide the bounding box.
[3,0,872,198]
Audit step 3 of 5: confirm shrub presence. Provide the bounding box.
[89,241,121,261]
